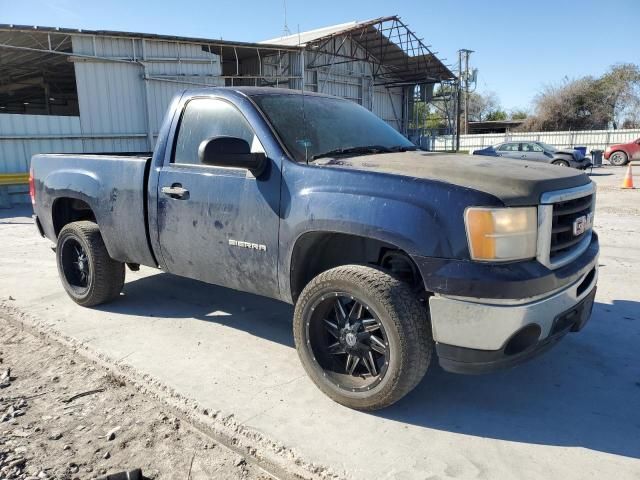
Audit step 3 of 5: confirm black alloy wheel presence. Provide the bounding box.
[56,221,125,307]
[293,265,432,410]
[60,237,91,293]
[307,292,389,392]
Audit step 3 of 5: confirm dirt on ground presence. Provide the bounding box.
[0,317,275,480]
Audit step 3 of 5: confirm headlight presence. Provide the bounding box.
[464,207,537,261]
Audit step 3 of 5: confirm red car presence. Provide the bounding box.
[604,138,640,166]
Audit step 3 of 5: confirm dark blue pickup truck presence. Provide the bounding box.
[30,87,599,410]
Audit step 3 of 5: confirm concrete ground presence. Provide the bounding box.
[1,163,639,480]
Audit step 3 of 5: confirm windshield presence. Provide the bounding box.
[538,142,558,152]
[251,94,415,162]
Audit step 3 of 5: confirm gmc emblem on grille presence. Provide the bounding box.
[573,212,593,236]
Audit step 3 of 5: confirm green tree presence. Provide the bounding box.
[510,109,528,120]
[485,109,508,121]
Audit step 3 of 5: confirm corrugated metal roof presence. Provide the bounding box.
[261,20,363,46]
[263,16,455,84]
[0,24,301,51]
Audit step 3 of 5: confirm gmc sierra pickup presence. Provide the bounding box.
[31,87,599,410]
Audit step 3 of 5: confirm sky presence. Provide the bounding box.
[2,0,639,111]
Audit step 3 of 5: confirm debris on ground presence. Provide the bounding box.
[0,318,276,480]
[0,368,11,388]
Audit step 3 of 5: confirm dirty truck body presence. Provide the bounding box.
[31,88,599,410]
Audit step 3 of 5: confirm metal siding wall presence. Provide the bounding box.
[73,35,149,152]
[302,36,404,131]
[0,33,225,194]
[288,52,302,90]
[72,35,223,152]
[310,37,369,102]
[74,61,147,135]
[372,87,403,130]
[0,114,83,174]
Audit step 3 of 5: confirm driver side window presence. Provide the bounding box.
[173,98,257,166]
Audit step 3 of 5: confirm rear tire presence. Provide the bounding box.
[293,265,432,410]
[56,221,125,307]
[609,151,628,166]
[552,160,570,167]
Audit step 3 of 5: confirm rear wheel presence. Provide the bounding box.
[609,151,628,166]
[56,221,125,307]
[552,160,570,167]
[293,265,432,410]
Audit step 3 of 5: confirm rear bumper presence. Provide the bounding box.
[429,264,598,374]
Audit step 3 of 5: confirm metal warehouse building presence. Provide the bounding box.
[0,16,455,204]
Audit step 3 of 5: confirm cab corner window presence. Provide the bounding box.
[173,98,256,165]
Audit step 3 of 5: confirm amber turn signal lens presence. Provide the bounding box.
[464,207,537,261]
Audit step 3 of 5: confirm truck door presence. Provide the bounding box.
[156,97,281,298]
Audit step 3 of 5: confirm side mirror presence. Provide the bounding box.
[198,136,267,176]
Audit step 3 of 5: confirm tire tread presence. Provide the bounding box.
[57,221,125,307]
[293,264,432,410]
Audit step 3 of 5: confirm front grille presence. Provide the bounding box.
[537,183,596,269]
[550,194,594,261]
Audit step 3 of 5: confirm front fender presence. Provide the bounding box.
[286,185,448,257]
[278,162,504,302]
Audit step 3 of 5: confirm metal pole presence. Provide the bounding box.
[455,51,462,152]
[464,52,470,135]
[300,48,305,92]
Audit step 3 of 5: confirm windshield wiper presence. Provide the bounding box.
[311,145,392,161]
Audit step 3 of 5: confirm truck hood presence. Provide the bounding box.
[313,151,591,206]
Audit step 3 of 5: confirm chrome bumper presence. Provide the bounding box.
[428,263,598,351]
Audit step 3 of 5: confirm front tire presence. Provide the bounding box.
[609,151,628,166]
[56,221,125,307]
[293,265,432,410]
[552,160,570,167]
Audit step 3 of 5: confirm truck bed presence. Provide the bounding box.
[31,153,157,268]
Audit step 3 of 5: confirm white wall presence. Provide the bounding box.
[430,129,640,152]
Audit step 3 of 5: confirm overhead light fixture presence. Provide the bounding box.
[23,102,30,105]
[49,97,55,101]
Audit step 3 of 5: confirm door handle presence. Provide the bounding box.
[161,184,189,199]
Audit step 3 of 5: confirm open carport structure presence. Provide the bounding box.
[0,16,455,205]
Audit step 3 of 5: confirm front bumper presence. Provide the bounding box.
[429,263,598,374]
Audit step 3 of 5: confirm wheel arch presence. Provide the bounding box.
[288,230,424,304]
[52,197,97,237]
